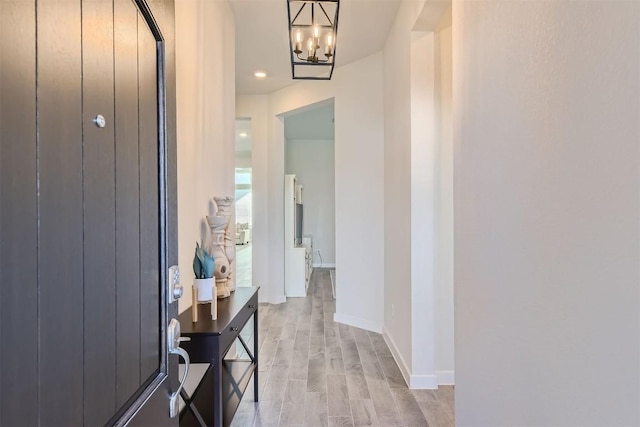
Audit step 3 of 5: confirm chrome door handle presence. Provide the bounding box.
[169,347,189,418]
[167,318,190,418]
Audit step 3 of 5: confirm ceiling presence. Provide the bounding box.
[230,0,402,95]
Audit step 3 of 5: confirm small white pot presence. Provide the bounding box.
[194,278,215,302]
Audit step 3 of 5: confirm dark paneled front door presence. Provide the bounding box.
[0,0,178,425]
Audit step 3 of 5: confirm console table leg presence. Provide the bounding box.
[213,355,223,427]
[254,310,259,403]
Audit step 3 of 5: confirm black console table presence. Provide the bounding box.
[178,286,259,427]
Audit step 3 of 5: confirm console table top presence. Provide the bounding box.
[178,286,259,336]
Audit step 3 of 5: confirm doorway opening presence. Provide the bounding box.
[235,118,252,288]
[283,100,336,298]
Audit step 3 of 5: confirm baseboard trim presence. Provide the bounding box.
[437,370,455,385]
[410,374,438,389]
[270,294,286,304]
[313,263,336,268]
[334,313,382,333]
[382,328,448,389]
[382,327,411,388]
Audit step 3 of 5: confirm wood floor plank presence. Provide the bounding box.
[352,328,374,352]
[311,318,325,337]
[325,326,340,349]
[326,346,345,375]
[327,357,346,375]
[351,399,380,427]
[390,388,429,426]
[365,378,403,426]
[281,319,298,340]
[273,339,295,368]
[284,380,306,403]
[280,380,306,426]
[417,401,454,427]
[359,349,386,381]
[294,330,311,352]
[309,335,326,360]
[236,395,259,414]
[263,366,289,402]
[260,339,278,372]
[368,333,392,358]
[341,339,362,372]
[323,300,336,313]
[329,417,355,427]
[378,356,407,389]
[289,350,310,380]
[327,375,351,417]
[303,392,328,427]
[266,324,285,342]
[253,400,282,427]
[411,389,438,403]
[297,313,312,332]
[306,358,327,393]
[324,313,335,326]
[346,371,371,400]
[337,323,354,341]
[229,412,256,427]
[438,385,455,413]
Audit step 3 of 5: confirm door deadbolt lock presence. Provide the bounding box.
[168,265,182,303]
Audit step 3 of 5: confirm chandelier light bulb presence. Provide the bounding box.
[294,30,303,53]
[313,25,320,38]
[324,33,333,57]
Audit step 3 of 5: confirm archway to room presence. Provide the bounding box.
[282,100,337,300]
[235,118,253,288]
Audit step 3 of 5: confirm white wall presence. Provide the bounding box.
[408,31,436,388]
[453,1,640,425]
[433,8,454,386]
[235,152,251,168]
[382,0,454,388]
[239,53,385,329]
[236,95,269,301]
[409,16,454,389]
[175,0,235,313]
[285,138,336,266]
[383,1,424,376]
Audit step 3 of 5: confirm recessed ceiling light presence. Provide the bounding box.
[239,132,248,138]
[254,71,267,78]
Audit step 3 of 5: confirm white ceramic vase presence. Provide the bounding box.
[194,278,215,302]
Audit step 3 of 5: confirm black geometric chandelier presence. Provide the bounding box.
[287,0,340,80]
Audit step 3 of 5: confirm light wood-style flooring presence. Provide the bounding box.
[230,269,455,427]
